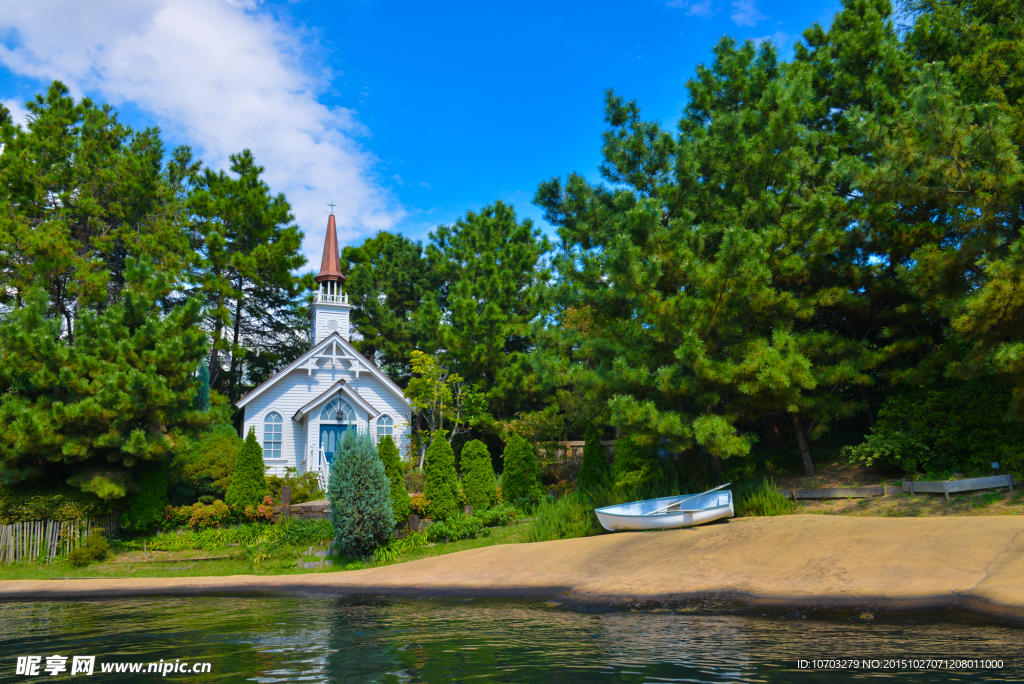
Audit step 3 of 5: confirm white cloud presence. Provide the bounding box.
[753,31,797,55]
[0,0,403,266]
[730,0,766,27]
[1,98,29,126]
[666,0,715,16]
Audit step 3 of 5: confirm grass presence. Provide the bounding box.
[0,519,532,581]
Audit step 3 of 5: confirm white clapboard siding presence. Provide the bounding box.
[243,360,413,477]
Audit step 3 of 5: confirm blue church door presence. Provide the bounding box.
[320,425,348,467]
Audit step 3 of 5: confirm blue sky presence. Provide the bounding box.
[0,0,839,266]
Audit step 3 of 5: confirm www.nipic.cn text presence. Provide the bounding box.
[15,656,212,677]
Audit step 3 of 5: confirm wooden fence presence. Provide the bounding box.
[0,511,121,565]
[781,475,1018,501]
[537,440,617,464]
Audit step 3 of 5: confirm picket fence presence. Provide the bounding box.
[0,511,120,565]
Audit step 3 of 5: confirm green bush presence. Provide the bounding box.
[423,435,459,520]
[160,499,233,530]
[425,513,482,542]
[122,458,169,533]
[68,532,110,566]
[225,427,268,511]
[732,479,794,517]
[0,487,109,525]
[378,435,411,524]
[266,467,322,505]
[844,378,1024,477]
[328,431,395,556]
[124,518,334,552]
[168,424,242,505]
[609,437,660,490]
[576,425,608,491]
[460,439,497,512]
[477,502,518,527]
[501,434,542,504]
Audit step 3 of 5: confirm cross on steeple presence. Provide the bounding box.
[327,201,337,215]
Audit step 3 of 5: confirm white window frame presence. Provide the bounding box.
[263,411,283,460]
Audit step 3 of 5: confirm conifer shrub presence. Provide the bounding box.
[460,439,497,512]
[423,435,459,520]
[328,431,395,556]
[225,428,268,512]
[576,425,608,492]
[378,435,411,524]
[501,434,542,504]
[123,457,169,533]
[68,532,110,566]
[609,436,660,489]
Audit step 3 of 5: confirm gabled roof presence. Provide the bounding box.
[236,332,411,409]
[293,379,380,421]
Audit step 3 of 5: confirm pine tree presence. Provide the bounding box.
[576,425,607,492]
[329,431,394,556]
[427,201,551,422]
[123,457,169,532]
[225,427,268,511]
[188,149,307,402]
[343,232,440,384]
[377,435,410,524]
[460,439,497,511]
[501,434,541,503]
[0,260,208,495]
[423,434,459,520]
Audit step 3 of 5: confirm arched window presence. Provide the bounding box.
[263,412,283,459]
[319,398,355,424]
[376,415,394,442]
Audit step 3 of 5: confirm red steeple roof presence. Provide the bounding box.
[315,213,345,283]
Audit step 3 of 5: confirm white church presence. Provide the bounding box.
[236,213,413,484]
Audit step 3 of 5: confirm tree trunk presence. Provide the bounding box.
[228,280,244,403]
[417,413,426,469]
[859,385,875,428]
[709,453,722,481]
[792,412,815,477]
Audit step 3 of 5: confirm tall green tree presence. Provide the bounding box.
[0,82,190,332]
[576,425,608,492]
[536,39,880,476]
[0,260,208,497]
[423,434,459,520]
[459,439,497,511]
[426,201,551,423]
[328,431,394,556]
[188,149,307,403]
[342,231,439,384]
[377,434,411,524]
[224,427,268,510]
[500,434,541,503]
[901,0,1024,415]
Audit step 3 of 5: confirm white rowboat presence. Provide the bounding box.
[595,490,734,531]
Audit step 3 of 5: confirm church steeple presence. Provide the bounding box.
[315,213,344,283]
[310,211,351,344]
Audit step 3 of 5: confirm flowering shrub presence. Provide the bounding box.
[161,499,233,531]
[409,494,431,517]
[243,496,277,523]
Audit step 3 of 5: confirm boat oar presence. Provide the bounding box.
[642,482,731,516]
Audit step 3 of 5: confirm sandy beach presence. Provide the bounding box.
[2,515,1022,623]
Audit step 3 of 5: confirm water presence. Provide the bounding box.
[0,597,1020,682]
